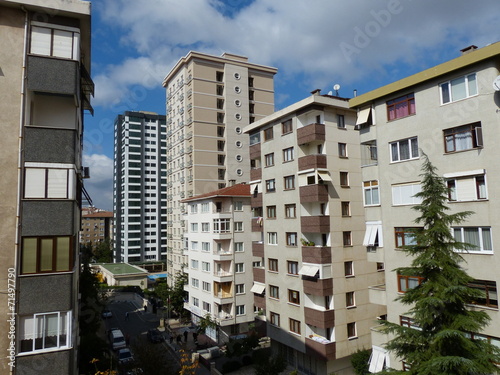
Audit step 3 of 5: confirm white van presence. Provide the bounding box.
[109,328,126,350]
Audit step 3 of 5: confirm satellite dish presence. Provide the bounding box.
[333,84,341,96]
[327,91,333,96]
[493,75,500,91]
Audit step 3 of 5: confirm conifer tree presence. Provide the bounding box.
[381,155,500,374]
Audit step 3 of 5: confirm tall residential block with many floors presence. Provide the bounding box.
[0,0,93,373]
[113,111,167,263]
[162,52,277,284]
[244,91,386,375]
[350,42,500,372]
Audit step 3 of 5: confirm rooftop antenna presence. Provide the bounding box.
[333,84,341,96]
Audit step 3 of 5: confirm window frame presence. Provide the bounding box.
[289,318,301,335]
[283,147,294,162]
[235,284,245,294]
[287,261,299,275]
[267,232,278,245]
[341,201,351,217]
[346,291,355,307]
[390,137,419,163]
[284,175,295,190]
[270,312,280,326]
[338,143,348,158]
[285,204,296,218]
[397,274,425,293]
[265,153,275,167]
[347,322,357,339]
[282,119,293,134]
[266,179,276,193]
[286,232,297,247]
[344,261,354,277]
[453,226,493,253]
[340,172,349,187]
[235,263,244,273]
[266,205,277,219]
[440,73,478,105]
[468,280,498,308]
[386,93,416,121]
[264,127,274,141]
[343,231,352,247]
[30,23,80,61]
[363,180,379,206]
[268,258,278,272]
[288,289,300,305]
[21,236,73,275]
[395,227,419,249]
[269,285,279,299]
[236,305,245,316]
[443,122,483,153]
[19,311,71,353]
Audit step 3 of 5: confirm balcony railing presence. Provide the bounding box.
[301,215,330,233]
[305,336,336,361]
[299,184,329,203]
[301,246,332,264]
[297,123,325,145]
[298,154,327,171]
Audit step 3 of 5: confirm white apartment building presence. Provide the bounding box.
[181,184,256,342]
[162,52,277,285]
[350,42,500,372]
[244,91,386,375]
[113,111,168,263]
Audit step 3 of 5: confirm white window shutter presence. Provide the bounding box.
[25,168,46,198]
[47,169,68,198]
[31,26,51,56]
[456,177,476,201]
[52,29,73,59]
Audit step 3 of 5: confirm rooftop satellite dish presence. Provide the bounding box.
[327,91,333,96]
[333,84,341,96]
[493,75,500,91]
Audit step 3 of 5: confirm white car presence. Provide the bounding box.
[118,348,134,364]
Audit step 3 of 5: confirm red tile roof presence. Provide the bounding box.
[83,211,113,218]
[181,183,250,202]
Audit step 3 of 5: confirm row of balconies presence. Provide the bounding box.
[251,214,330,233]
[251,242,331,264]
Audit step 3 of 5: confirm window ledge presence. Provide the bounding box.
[287,302,300,307]
[347,305,357,309]
[348,336,358,341]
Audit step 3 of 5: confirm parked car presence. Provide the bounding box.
[147,328,163,343]
[118,348,134,364]
[109,328,126,350]
[102,309,112,319]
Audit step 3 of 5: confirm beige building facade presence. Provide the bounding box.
[162,52,277,284]
[0,0,92,373]
[244,91,386,374]
[350,42,500,372]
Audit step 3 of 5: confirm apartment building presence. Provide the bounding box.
[113,111,167,263]
[181,183,256,342]
[243,91,386,375]
[162,52,277,284]
[0,0,92,373]
[350,42,500,372]
[80,207,113,245]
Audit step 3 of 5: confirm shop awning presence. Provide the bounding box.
[298,265,320,277]
[250,283,266,294]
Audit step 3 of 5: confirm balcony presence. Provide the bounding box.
[369,284,387,306]
[297,123,325,145]
[299,184,329,203]
[301,246,332,264]
[305,337,336,361]
[254,294,266,310]
[251,193,262,208]
[213,250,233,260]
[301,215,330,233]
[27,55,79,96]
[303,277,333,296]
[252,218,263,232]
[298,154,327,171]
[213,292,233,301]
[250,168,262,181]
[249,143,261,159]
[252,242,264,257]
[253,267,265,284]
[304,307,335,329]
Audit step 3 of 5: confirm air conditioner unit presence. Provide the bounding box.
[81,167,90,179]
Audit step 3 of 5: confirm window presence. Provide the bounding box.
[341,201,351,217]
[288,290,300,305]
[338,114,345,128]
[216,71,224,82]
[30,23,80,60]
[361,141,378,166]
[440,73,477,104]
[286,232,297,246]
[287,261,298,275]
[266,179,276,192]
[453,227,492,253]
[265,153,274,167]
[236,305,245,315]
[191,260,199,269]
[363,180,379,206]
[283,147,294,162]
[202,281,211,292]
[343,231,352,247]
[192,297,199,307]
[24,166,75,199]
[191,223,198,232]
[282,119,293,134]
[201,223,210,232]
[468,280,497,308]
[347,322,357,338]
[201,203,209,213]
[266,205,276,219]
[268,258,278,272]
[270,312,280,326]
[346,291,355,307]
[264,127,273,141]
[268,232,278,245]
[386,93,416,120]
[397,274,424,292]
[338,143,347,158]
[201,242,210,252]
[213,218,230,233]
[203,302,211,312]
[392,183,422,205]
[289,318,301,335]
[191,241,199,251]
[390,137,419,162]
[344,261,354,277]
[395,227,418,248]
[234,242,244,252]
[400,316,420,330]
[377,262,385,271]
[191,278,199,288]
[235,284,245,294]
[234,222,243,232]
[235,263,244,273]
[234,201,243,211]
[269,285,279,299]
[446,173,487,201]
[285,204,296,218]
[202,261,210,272]
[340,172,349,187]
[21,236,73,274]
[444,122,483,153]
[19,311,71,353]
[249,132,260,145]
[284,175,295,190]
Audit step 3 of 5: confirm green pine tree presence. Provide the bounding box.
[381,154,500,374]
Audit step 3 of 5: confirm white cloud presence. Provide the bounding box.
[82,154,114,210]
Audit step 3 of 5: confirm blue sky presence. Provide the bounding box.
[83,0,500,210]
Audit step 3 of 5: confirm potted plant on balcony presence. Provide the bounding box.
[300,238,315,247]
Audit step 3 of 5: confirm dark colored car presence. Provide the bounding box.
[102,309,112,319]
[147,328,163,343]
